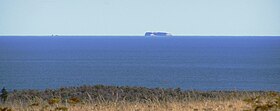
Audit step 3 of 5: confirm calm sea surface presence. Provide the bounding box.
[0,36,279,91]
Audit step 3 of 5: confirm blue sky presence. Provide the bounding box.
[0,0,279,36]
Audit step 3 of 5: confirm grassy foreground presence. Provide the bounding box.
[0,85,279,111]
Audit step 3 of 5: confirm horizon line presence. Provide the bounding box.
[0,34,280,37]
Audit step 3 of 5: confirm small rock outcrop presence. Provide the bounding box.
[145,32,172,37]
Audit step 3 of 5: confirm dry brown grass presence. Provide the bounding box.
[1,100,251,111]
[1,85,279,111]
[1,95,279,111]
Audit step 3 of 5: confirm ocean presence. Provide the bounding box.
[0,36,279,91]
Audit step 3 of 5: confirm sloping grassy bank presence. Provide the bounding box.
[1,85,279,111]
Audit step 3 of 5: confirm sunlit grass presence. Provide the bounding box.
[0,85,279,111]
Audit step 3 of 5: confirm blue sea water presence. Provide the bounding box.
[0,36,279,91]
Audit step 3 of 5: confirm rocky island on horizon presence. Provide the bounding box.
[145,31,172,37]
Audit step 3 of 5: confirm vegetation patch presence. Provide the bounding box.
[0,85,279,111]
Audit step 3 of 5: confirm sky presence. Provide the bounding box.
[0,0,280,36]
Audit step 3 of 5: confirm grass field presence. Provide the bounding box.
[0,85,279,111]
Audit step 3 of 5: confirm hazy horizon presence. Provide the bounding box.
[1,0,280,36]
[1,35,280,37]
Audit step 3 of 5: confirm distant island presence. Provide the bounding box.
[145,32,172,37]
